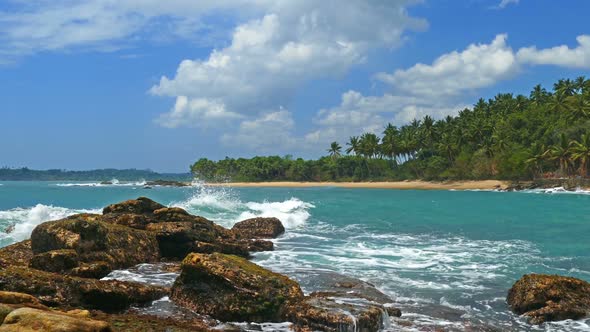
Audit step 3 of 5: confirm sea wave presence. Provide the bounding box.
[0,204,100,243]
[55,178,147,187]
[172,183,314,228]
[520,186,590,195]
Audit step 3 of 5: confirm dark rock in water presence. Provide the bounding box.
[30,213,160,276]
[101,198,266,259]
[232,217,285,239]
[0,266,167,311]
[507,274,590,324]
[103,197,166,215]
[287,271,399,332]
[145,180,190,187]
[288,294,387,332]
[171,253,304,322]
[242,239,274,252]
[100,180,113,185]
[0,307,112,332]
[0,240,34,268]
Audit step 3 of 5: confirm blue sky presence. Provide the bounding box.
[1,0,589,172]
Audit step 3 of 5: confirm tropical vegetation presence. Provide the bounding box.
[192,77,590,182]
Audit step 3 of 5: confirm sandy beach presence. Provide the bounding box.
[206,180,509,190]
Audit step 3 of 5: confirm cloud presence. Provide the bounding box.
[308,33,590,147]
[0,0,266,60]
[517,35,590,69]
[156,96,242,128]
[375,34,518,98]
[497,0,519,9]
[150,1,425,125]
[220,109,297,151]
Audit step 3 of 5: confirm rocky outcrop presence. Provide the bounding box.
[101,197,264,259]
[0,240,33,268]
[289,295,387,332]
[507,274,590,324]
[30,214,160,277]
[171,253,304,322]
[232,217,285,239]
[0,266,166,311]
[0,307,112,332]
[286,271,400,332]
[170,253,397,332]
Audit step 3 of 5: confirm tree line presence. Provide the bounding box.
[0,167,191,181]
[192,77,590,182]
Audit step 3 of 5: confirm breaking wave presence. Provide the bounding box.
[0,204,100,245]
[172,183,314,229]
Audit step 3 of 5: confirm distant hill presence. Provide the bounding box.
[0,167,192,181]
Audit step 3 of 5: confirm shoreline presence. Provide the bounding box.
[205,180,510,190]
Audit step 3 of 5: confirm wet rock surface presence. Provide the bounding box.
[507,273,590,324]
[231,217,285,239]
[171,253,304,322]
[30,213,160,275]
[0,307,112,332]
[0,266,167,311]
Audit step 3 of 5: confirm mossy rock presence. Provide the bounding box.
[232,217,285,239]
[0,307,111,332]
[30,214,160,272]
[30,249,79,273]
[0,266,167,312]
[507,274,590,324]
[171,253,303,322]
[0,240,34,268]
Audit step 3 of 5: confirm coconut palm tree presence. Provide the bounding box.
[327,142,342,160]
[546,133,573,177]
[526,143,547,178]
[345,136,360,155]
[359,133,380,159]
[381,124,399,161]
[570,134,590,177]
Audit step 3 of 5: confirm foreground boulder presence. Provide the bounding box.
[30,214,159,277]
[0,266,167,311]
[507,274,590,324]
[171,253,304,322]
[287,271,400,332]
[0,307,111,332]
[171,253,395,331]
[232,217,285,239]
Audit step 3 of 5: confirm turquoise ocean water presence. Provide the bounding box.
[0,181,589,331]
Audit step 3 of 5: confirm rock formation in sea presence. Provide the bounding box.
[507,274,590,324]
[0,197,402,331]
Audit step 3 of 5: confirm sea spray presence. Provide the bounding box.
[0,204,100,244]
[172,182,314,228]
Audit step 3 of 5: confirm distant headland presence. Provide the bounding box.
[0,167,191,182]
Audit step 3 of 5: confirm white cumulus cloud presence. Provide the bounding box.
[517,35,590,69]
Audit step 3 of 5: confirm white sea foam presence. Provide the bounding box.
[0,204,100,242]
[172,183,314,228]
[55,179,147,187]
[520,186,590,195]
